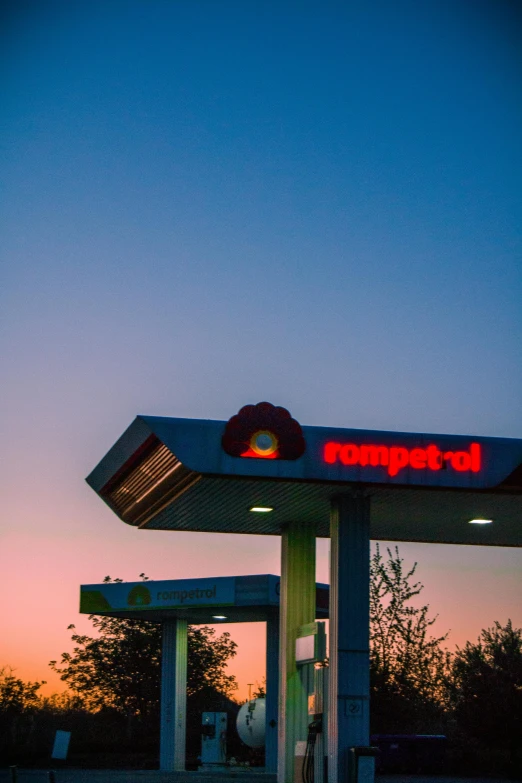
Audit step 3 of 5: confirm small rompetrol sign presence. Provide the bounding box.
[80,577,235,615]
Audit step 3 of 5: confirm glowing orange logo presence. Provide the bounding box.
[222,402,305,460]
[323,441,481,477]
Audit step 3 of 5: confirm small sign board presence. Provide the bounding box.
[51,730,71,760]
[296,621,326,666]
[80,576,235,615]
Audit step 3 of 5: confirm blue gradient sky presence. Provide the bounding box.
[1,1,521,698]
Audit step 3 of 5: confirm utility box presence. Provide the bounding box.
[201,712,227,765]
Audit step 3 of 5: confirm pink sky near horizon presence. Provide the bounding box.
[2,519,521,704]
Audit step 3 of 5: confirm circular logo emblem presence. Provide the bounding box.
[250,430,279,457]
[222,402,305,460]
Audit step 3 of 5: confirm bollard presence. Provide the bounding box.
[349,746,379,783]
[48,771,57,783]
[9,766,18,783]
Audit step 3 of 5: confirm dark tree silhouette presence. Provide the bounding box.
[370,545,451,732]
[0,667,43,712]
[0,667,45,760]
[49,576,238,753]
[50,609,237,715]
[450,619,522,775]
[50,615,163,717]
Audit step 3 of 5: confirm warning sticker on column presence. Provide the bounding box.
[344,698,363,716]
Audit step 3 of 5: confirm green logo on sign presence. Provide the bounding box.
[127,585,152,606]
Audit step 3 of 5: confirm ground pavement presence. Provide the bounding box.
[0,770,519,783]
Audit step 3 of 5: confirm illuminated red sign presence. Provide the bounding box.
[324,441,481,477]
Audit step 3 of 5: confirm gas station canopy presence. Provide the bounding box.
[86,407,522,547]
[85,403,522,782]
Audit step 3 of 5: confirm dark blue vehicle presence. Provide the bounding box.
[371,734,447,773]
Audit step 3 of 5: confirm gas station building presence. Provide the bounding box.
[86,402,522,783]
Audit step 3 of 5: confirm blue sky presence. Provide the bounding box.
[3,1,521,436]
[1,0,521,696]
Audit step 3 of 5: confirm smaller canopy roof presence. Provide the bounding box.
[86,409,522,546]
[80,574,329,624]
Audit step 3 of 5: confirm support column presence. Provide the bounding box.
[278,523,316,783]
[265,612,279,774]
[328,492,371,783]
[160,618,188,771]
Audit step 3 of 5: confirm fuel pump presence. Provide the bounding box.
[295,622,328,783]
[201,712,227,767]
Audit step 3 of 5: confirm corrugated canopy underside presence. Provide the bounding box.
[137,475,522,546]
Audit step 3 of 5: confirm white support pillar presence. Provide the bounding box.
[328,492,371,783]
[265,613,279,774]
[160,618,188,771]
[278,523,316,783]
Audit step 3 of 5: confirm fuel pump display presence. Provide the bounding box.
[201,712,227,767]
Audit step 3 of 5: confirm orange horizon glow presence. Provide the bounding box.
[3,531,520,708]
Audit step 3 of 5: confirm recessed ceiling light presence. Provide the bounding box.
[468,518,493,525]
[250,506,273,513]
[212,615,227,620]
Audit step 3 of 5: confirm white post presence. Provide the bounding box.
[278,523,316,783]
[160,618,188,771]
[328,492,371,783]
